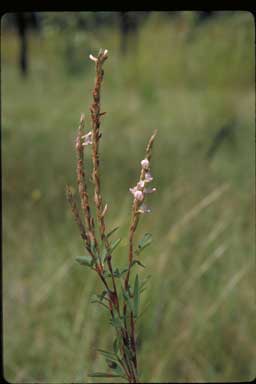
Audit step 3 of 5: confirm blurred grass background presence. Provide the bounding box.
[2,11,255,383]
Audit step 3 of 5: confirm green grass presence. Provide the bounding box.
[2,11,255,383]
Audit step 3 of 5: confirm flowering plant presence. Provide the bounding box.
[66,48,157,383]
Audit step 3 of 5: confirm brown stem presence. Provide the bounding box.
[76,117,100,255]
[90,50,121,313]
[130,311,137,370]
[122,131,157,382]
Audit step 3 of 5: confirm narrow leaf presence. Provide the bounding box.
[121,286,133,312]
[97,348,116,357]
[91,290,107,302]
[134,274,139,317]
[113,338,121,355]
[90,299,109,310]
[99,352,118,364]
[75,255,93,267]
[107,226,119,238]
[102,247,108,262]
[132,259,146,268]
[110,238,121,253]
[136,233,152,254]
[111,364,126,379]
[88,372,121,378]
[110,314,123,329]
[139,275,151,293]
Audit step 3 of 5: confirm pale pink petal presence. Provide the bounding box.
[141,158,149,170]
[137,180,145,190]
[145,172,153,182]
[82,131,93,146]
[134,190,144,201]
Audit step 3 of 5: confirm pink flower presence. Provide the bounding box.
[129,187,144,201]
[137,180,145,190]
[82,131,93,146]
[141,158,149,170]
[134,190,144,201]
[144,171,153,183]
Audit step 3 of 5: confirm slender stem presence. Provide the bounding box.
[67,50,156,384]
[90,50,121,313]
[76,117,100,255]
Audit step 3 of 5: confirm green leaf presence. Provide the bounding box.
[88,372,122,378]
[113,267,121,277]
[113,337,121,355]
[102,247,108,262]
[132,259,146,268]
[136,233,152,254]
[119,267,128,276]
[97,348,116,357]
[75,255,93,267]
[103,270,112,278]
[91,240,99,258]
[98,348,127,378]
[121,286,133,312]
[139,275,151,293]
[111,364,126,378]
[91,300,109,310]
[110,313,123,329]
[107,226,119,238]
[91,290,107,302]
[134,274,139,317]
[110,238,121,253]
[98,350,119,364]
[99,290,108,301]
[123,344,134,360]
[106,359,118,369]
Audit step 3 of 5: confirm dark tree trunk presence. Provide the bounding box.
[16,13,28,76]
[119,12,139,55]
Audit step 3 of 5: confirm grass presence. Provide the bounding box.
[2,11,255,383]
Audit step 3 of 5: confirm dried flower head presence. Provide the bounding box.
[81,131,93,146]
[89,54,98,62]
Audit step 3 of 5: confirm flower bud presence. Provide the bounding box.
[141,158,149,170]
[82,131,93,146]
[134,190,144,201]
[89,54,98,62]
[137,180,145,190]
[145,171,153,182]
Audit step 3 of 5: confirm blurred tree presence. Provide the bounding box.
[14,12,41,76]
[118,12,150,54]
[196,11,216,24]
